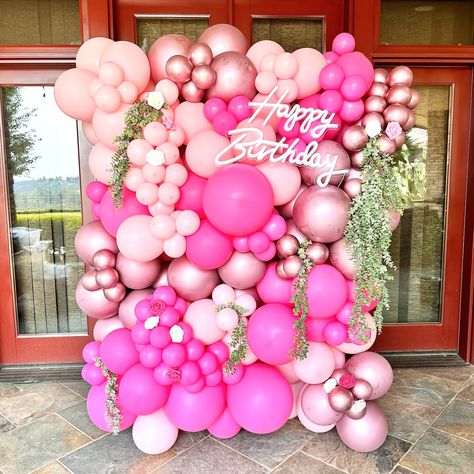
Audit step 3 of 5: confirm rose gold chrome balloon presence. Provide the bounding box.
[276,260,289,279]
[402,110,415,130]
[387,65,413,87]
[342,125,369,152]
[386,84,412,106]
[350,151,364,170]
[329,238,355,280]
[394,131,406,148]
[364,95,387,114]
[103,282,127,302]
[307,242,329,265]
[346,402,367,419]
[82,270,100,291]
[283,255,303,278]
[383,104,409,126]
[165,55,193,83]
[95,267,120,289]
[376,135,397,155]
[368,82,388,98]
[286,219,307,244]
[181,80,205,102]
[361,111,385,129]
[276,234,299,258]
[92,248,116,270]
[374,68,389,84]
[278,184,308,219]
[385,209,401,231]
[191,64,216,90]
[343,178,362,199]
[407,89,420,109]
[328,387,354,413]
[188,42,213,66]
[351,379,373,400]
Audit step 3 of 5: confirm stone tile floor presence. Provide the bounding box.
[0,366,473,474]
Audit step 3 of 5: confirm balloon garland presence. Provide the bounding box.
[55,26,419,454]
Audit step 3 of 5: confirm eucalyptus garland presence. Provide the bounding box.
[216,302,249,375]
[290,240,314,360]
[94,357,121,435]
[344,137,404,341]
[109,99,166,207]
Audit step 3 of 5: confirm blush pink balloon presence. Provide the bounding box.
[183,299,225,345]
[75,220,118,265]
[199,24,248,56]
[174,101,213,144]
[256,261,293,304]
[218,251,266,289]
[76,37,114,73]
[93,316,124,342]
[88,143,115,185]
[115,253,161,290]
[301,383,344,426]
[329,238,356,280]
[118,288,153,329]
[76,282,119,319]
[82,121,99,145]
[92,103,131,150]
[293,342,335,384]
[277,362,300,384]
[256,161,301,206]
[208,407,241,439]
[335,313,377,354]
[292,48,327,99]
[246,40,285,72]
[332,347,346,369]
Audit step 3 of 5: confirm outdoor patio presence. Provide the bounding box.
[0,365,473,474]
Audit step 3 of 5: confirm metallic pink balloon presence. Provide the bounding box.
[345,402,367,420]
[374,68,388,84]
[206,52,257,103]
[92,249,116,270]
[343,178,362,198]
[168,256,219,301]
[191,64,216,90]
[286,219,307,244]
[394,131,406,148]
[165,55,193,83]
[275,260,289,279]
[350,151,364,170]
[329,238,355,280]
[181,80,205,102]
[278,184,308,219]
[95,267,120,289]
[403,110,415,130]
[75,220,119,266]
[330,368,349,384]
[376,134,397,155]
[328,387,354,413]
[386,209,401,231]
[283,255,303,278]
[386,84,412,106]
[148,34,193,82]
[103,282,127,302]
[218,251,266,289]
[342,125,369,152]
[76,281,119,319]
[387,65,413,87]
[300,140,350,187]
[368,81,388,98]
[364,95,387,114]
[188,42,213,66]
[361,111,385,129]
[82,270,100,291]
[307,242,329,265]
[293,186,352,243]
[276,234,299,258]
[198,24,248,57]
[351,379,373,400]
[115,253,161,290]
[407,89,420,109]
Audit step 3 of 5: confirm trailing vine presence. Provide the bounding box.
[216,302,249,375]
[109,99,166,207]
[344,137,405,341]
[290,240,313,360]
[94,357,121,435]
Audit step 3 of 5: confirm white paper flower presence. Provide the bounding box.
[169,324,184,343]
[146,149,165,166]
[144,316,160,330]
[351,399,367,413]
[147,91,165,110]
[365,121,382,138]
[323,378,337,393]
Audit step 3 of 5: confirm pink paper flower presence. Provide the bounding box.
[162,116,176,131]
[149,298,166,315]
[385,121,403,140]
[339,374,356,389]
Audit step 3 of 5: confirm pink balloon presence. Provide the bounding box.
[92,103,130,150]
[307,264,347,318]
[340,99,365,123]
[341,75,367,101]
[336,52,374,90]
[86,181,107,203]
[82,363,106,386]
[336,402,388,452]
[256,161,301,206]
[118,289,153,329]
[344,352,393,399]
[199,24,248,56]
[54,68,97,121]
[168,256,219,301]
[301,383,344,426]
[76,37,114,73]
[329,238,355,280]
[175,172,207,218]
[296,385,335,433]
[305,316,336,342]
[293,48,327,99]
[165,383,226,431]
[332,32,356,55]
[183,299,225,345]
[93,316,124,342]
[115,253,160,290]
[87,382,136,432]
[228,95,252,121]
[88,143,115,184]
[208,407,241,439]
[218,251,266,289]
[256,261,293,304]
[174,101,213,144]
[323,321,348,346]
[332,347,346,368]
[247,303,296,365]
[227,363,292,434]
[99,328,139,375]
[336,313,377,354]
[336,302,354,325]
[117,215,163,262]
[120,364,170,415]
[76,282,119,319]
[203,164,274,236]
[186,220,233,270]
[319,64,345,90]
[212,110,238,136]
[246,40,285,72]
[293,342,335,384]
[82,121,99,145]
[75,220,118,265]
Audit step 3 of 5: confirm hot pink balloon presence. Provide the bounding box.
[76,282,119,319]
[305,316,336,342]
[256,261,293,304]
[208,407,241,439]
[99,328,139,375]
[175,172,207,218]
[336,52,374,90]
[218,251,266,289]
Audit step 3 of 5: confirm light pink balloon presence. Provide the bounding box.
[296,385,335,433]
[183,299,225,344]
[198,24,248,56]
[277,362,300,384]
[293,48,327,99]
[293,341,335,384]
[116,215,163,262]
[119,288,154,329]
[329,238,356,280]
[54,68,97,121]
[332,347,346,369]
[218,251,266,289]
[100,41,150,93]
[116,253,160,290]
[246,40,285,72]
[301,383,344,426]
[92,103,131,150]
[76,37,114,73]
[289,382,305,419]
[75,220,118,265]
[93,316,124,342]
[76,282,119,319]
[278,184,308,219]
[88,143,114,184]
[185,130,232,178]
[82,121,98,144]
[256,161,301,206]
[335,313,377,354]
[174,101,213,144]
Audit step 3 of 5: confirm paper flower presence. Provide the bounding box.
[149,298,166,315]
[365,121,382,138]
[146,149,166,166]
[169,324,184,343]
[323,378,337,393]
[339,374,357,389]
[162,116,176,131]
[147,91,165,110]
[144,316,160,330]
[351,399,367,412]
[385,121,403,140]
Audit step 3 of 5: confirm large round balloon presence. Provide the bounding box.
[203,164,274,236]
[199,24,248,56]
[218,251,266,289]
[75,220,118,266]
[99,328,139,375]
[293,342,335,384]
[76,282,119,319]
[300,383,344,426]
[256,262,293,304]
[115,253,161,290]
[227,363,292,434]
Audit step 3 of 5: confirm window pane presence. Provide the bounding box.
[136,17,209,52]
[252,18,324,52]
[380,1,474,45]
[384,85,450,324]
[0,0,81,45]
[2,86,86,335]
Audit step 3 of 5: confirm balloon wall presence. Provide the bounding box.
[56,25,419,454]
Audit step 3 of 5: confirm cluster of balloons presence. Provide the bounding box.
[54,24,420,456]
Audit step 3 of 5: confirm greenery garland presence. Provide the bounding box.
[290,240,314,360]
[109,99,166,207]
[94,357,121,435]
[216,302,249,375]
[344,137,404,341]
